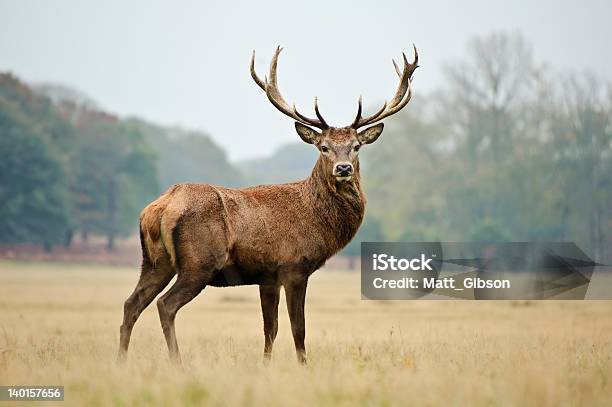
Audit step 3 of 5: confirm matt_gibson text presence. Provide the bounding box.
[372,276,511,290]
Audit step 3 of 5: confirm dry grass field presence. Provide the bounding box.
[0,260,611,406]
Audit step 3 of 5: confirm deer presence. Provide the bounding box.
[117,46,418,365]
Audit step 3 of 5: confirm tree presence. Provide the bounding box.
[439,32,539,164]
[65,107,159,250]
[435,32,552,242]
[468,219,512,242]
[128,119,242,190]
[548,74,612,261]
[0,96,71,248]
[362,97,449,240]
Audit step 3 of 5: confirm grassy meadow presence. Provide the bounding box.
[0,260,611,406]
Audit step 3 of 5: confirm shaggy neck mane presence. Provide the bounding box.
[304,156,366,255]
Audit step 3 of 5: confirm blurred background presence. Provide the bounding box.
[1,0,611,266]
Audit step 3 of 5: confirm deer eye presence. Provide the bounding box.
[321,145,329,153]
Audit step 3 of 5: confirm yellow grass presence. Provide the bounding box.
[0,260,611,406]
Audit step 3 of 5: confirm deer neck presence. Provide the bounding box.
[305,156,366,254]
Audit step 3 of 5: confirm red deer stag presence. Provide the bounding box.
[118,46,418,364]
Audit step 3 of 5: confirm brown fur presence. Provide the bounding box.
[142,146,365,285]
[118,46,417,365]
[118,126,371,364]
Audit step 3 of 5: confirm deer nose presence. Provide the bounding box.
[335,163,354,177]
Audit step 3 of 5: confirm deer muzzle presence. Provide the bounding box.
[333,162,354,180]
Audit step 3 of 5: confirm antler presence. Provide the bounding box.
[351,45,419,129]
[251,46,328,130]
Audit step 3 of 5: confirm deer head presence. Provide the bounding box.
[251,46,418,182]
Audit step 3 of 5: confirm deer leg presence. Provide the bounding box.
[284,278,308,364]
[156,274,206,364]
[259,284,280,361]
[118,259,175,362]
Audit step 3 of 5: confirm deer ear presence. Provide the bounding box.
[295,122,320,145]
[357,123,384,144]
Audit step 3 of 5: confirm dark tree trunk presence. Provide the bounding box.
[106,178,117,252]
[64,229,74,248]
[107,234,115,252]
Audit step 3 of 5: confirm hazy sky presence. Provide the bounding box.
[1,0,611,161]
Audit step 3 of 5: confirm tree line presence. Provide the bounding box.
[0,75,241,250]
[353,32,612,263]
[1,32,610,263]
